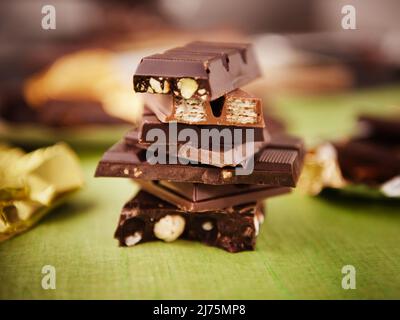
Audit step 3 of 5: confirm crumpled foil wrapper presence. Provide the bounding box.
[0,143,84,241]
[298,143,400,199]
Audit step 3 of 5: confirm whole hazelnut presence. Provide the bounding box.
[154,215,185,242]
[177,78,198,99]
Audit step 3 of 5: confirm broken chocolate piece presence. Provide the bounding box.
[128,112,269,146]
[334,139,400,185]
[133,41,261,101]
[95,133,304,186]
[125,120,269,167]
[143,89,264,127]
[114,191,265,253]
[137,180,291,211]
[125,110,270,167]
[173,141,266,168]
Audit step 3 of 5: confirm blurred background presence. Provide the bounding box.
[0,0,399,147]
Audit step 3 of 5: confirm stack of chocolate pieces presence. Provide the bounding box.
[95,42,305,252]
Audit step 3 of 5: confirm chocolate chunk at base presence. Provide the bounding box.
[133,41,261,101]
[137,180,291,211]
[95,133,305,186]
[114,191,265,253]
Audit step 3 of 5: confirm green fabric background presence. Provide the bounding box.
[1,86,400,299]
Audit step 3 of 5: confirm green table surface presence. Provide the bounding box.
[1,85,400,300]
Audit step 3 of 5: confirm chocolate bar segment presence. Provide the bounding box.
[143,89,264,127]
[126,110,270,167]
[95,133,304,186]
[137,180,291,211]
[132,141,265,168]
[125,120,269,167]
[169,141,266,168]
[133,41,261,101]
[114,191,264,253]
[129,113,269,146]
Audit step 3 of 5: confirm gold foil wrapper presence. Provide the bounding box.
[299,143,400,199]
[0,145,27,201]
[0,143,84,242]
[298,143,346,195]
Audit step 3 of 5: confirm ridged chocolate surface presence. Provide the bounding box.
[335,139,400,185]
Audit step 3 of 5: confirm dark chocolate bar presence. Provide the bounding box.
[172,141,266,168]
[133,41,261,101]
[125,116,269,167]
[130,140,265,168]
[114,191,265,253]
[334,139,400,185]
[143,89,264,127]
[95,133,304,186]
[137,180,291,211]
[128,113,269,146]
